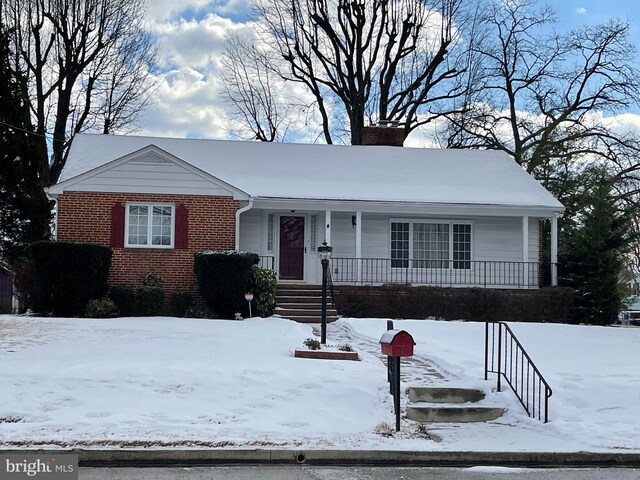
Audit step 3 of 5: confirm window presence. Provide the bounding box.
[391,222,410,268]
[310,214,317,252]
[126,203,174,248]
[391,220,472,269]
[267,214,274,251]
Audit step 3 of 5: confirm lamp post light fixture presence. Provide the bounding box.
[317,241,333,344]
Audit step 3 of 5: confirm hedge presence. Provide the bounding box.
[194,251,259,318]
[30,241,112,316]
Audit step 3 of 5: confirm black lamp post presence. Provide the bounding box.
[317,241,333,344]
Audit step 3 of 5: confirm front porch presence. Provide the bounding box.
[243,203,560,290]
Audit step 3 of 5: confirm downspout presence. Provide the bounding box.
[235,197,254,251]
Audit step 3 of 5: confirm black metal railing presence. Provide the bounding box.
[258,255,275,270]
[330,258,558,288]
[484,321,552,423]
[327,265,335,308]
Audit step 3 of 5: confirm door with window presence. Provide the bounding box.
[279,216,305,280]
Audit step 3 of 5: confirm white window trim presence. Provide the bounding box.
[389,218,473,270]
[125,202,175,249]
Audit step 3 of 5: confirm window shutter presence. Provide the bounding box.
[175,204,189,249]
[111,202,125,248]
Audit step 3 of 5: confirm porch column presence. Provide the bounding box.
[551,213,558,286]
[355,211,362,282]
[324,210,331,245]
[522,216,529,287]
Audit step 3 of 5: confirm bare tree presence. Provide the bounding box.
[222,0,477,144]
[444,0,640,179]
[2,0,158,186]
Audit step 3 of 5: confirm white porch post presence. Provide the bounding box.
[355,211,362,282]
[324,210,331,244]
[522,216,529,287]
[551,213,558,286]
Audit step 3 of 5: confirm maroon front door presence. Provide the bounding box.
[279,216,305,280]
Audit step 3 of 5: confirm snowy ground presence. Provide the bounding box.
[0,314,638,452]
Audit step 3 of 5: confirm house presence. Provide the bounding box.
[47,127,564,303]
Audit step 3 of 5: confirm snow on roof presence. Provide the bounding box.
[58,133,563,210]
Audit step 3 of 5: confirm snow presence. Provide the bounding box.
[55,133,563,209]
[1,315,638,452]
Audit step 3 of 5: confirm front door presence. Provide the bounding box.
[279,216,305,280]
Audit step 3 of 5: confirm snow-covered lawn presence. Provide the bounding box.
[0,315,638,452]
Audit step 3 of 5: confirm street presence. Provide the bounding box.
[79,465,640,479]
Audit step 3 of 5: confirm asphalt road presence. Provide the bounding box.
[79,465,640,479]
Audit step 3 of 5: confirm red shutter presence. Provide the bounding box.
[175,204,189,249]
[110,202,125,248]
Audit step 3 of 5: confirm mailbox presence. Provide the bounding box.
[379,329,415,357]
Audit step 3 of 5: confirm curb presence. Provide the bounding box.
[2,449,640,468]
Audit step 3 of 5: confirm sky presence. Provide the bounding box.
[1,315,639,451]
[137,0,640,146]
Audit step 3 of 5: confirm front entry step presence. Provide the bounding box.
[406,386,505,423]
[406,405,505,423]
[275,283,338,323]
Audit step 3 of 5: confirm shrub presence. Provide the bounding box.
[142,273,164,288]
[303,337,321,350]
[248,266,278,317]
[337,344,354,352]
[170,291,193,317]
[135,286,164,316]
[85,298,119,318]
[184,306,218,319]
[194,251,259,319]
[109,285,135,316]
[30,241,112,316]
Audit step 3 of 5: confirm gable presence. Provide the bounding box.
[48,145,249,200]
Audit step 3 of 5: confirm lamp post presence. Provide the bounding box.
[317,241,333,344]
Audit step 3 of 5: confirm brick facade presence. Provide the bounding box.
[56,191,239,302]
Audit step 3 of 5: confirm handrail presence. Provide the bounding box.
[326,264,335,308]
[330,258,558,288]
[484,321,552,423]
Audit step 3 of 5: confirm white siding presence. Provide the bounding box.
[239,209,262,254]
[68,154,237,196]
[331,212,356,257]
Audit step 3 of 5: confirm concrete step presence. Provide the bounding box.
[277,290,323,298]
[276,296,329,305]
[408,387,486,404]
[274,314,339,323]
[406,405,506,423]
[276,308,338,317]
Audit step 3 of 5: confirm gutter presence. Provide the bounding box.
[235,197,254,251]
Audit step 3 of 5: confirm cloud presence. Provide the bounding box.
[576,7,587,15]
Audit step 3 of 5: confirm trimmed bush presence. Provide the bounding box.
[248,266,278,317]
[30,241,112,316]
[135,286,164,316]
[194,251,259,319]
[85,298,119,318]
[170,291,193,318]
[109,285,135,316]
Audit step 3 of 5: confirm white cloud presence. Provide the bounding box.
[576,7,587,15]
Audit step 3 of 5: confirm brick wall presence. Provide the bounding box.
[56,191,239,303]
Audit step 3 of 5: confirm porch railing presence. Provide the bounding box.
[258,255,275,270]
[330,258,558,288]
[485,321,552,422]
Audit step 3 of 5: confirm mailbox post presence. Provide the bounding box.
[379,329,416,432]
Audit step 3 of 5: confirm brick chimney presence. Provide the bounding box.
[362,121,405,147]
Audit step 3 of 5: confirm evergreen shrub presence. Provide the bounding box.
[85,298,119,318]
[30,241,112,316]
[170,291,193,317]
[135,286,164,316]
[248,266,278,317]
[194,251,259,318]
[109,285,135,316]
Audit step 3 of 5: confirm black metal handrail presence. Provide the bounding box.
[484,321,552,422]
[327,264,335,308]
[330,257,558,288]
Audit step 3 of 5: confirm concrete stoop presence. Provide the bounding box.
[406,386,505,423]
[275,283,338,323]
